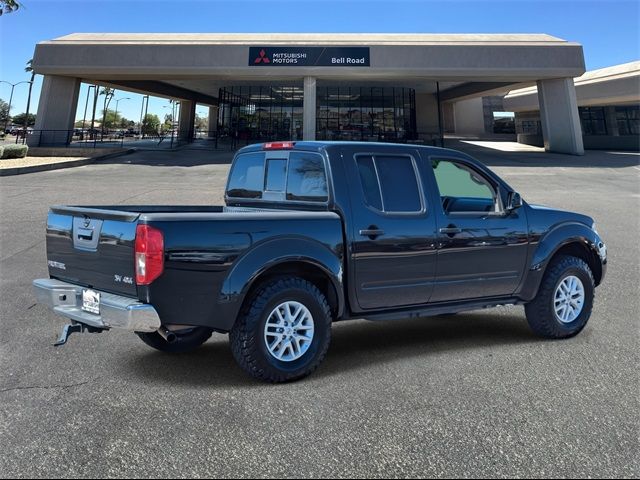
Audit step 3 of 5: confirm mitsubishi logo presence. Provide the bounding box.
[254,49,270,64]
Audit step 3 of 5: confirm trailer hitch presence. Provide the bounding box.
[54,322,104,347]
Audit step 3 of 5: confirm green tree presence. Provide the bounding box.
[101,109,124,129]
[0,98,9,126]
[0,0,20,15]
[142,113,160,135]
[11,112,36,127]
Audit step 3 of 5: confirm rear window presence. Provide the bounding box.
[265,158,287,192]
[227,151,328,203]
[227,152,265,199]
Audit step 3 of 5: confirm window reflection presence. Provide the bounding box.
[217,85,417,143]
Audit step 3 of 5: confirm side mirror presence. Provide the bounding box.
[507,191,523,211]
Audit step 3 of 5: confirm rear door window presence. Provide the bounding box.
[355,154,423,213]
[287,152,328,202]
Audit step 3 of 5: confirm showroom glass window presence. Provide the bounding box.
[579,107,607,135]
[616,106,639,135]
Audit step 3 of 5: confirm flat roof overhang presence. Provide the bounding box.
[32,33,586,103]
[504,61,640,111]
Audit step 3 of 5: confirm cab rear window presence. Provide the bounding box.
[226,152,265,199]
[227,151,328,203]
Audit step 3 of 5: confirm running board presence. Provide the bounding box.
[361,297,523,322]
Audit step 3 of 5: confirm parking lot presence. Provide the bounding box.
[0,143,638,478]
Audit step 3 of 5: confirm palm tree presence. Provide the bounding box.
[99,87,115,137]
[23,59,35,136]
[0,0,21,15]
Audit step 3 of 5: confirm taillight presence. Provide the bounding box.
[135,224,164,285]
[264,141,295,150]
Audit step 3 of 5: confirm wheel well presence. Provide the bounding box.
[549,242,602,285]
[242,261,340,317]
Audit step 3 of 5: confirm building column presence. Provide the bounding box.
[28,75,81,146]
[208,105,218,138]
[303,77,316,141]
[537,78,584,155]
[178,100,196,142]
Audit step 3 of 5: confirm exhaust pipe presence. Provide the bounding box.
[157,326,177,344]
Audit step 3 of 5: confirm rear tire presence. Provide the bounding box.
[137,326,213,353]
[230,277,332,383]
[525,255,595,339]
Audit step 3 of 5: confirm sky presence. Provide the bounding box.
[0,0,638,124]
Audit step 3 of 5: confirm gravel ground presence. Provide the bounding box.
[0,156,89,169]
[0,144,638,478]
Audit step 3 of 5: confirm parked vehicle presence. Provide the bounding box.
[33,141,607,382]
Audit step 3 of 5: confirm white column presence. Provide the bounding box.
[303,77,316,141]
[537,78,584,155]
[29,75,81,146]
[178,100,196,141]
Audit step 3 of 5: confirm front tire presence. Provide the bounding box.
[230,277,332,383]
[136,326,213,353]
[525,255,595,339]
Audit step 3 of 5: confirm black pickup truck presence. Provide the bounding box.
[33,141,607,382]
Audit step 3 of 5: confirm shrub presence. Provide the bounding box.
[0,146,3,158]
[1,144,28,159]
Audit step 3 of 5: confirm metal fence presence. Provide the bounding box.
[7,129,190,150]
[3,128,444,151]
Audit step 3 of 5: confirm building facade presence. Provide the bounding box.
[31,33,587,154]
[504,61,640,151]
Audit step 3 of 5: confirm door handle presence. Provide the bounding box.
[359,227,385,239]
[439,226,462,235]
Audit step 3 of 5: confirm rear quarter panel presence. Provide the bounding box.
[142,211,344,332]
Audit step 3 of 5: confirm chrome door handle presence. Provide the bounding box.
[439,226,462,235]
[359,228,385,238]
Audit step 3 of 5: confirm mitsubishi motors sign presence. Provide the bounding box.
[249,47,370,67]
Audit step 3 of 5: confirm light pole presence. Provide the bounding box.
[197,109,207,138]
[139,95,149,138]
[172,101,177,147]
[81,85,96,141]
[163,101,177,147]
[1,80,32,133]
[113,97,130,131]
[114,97,130,146]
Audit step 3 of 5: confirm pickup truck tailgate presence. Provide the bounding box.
[45,206,139,297]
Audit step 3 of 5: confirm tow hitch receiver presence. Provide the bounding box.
[54,322,104,347]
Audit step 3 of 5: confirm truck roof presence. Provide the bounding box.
[235,141,459,156]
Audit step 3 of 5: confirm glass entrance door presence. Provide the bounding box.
[218,86,304,143]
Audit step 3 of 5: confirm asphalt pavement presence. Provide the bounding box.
[0,143,638,478]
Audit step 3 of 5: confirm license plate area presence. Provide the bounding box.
[82,289,100,315]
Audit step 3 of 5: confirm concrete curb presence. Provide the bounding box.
[0,148,137,176]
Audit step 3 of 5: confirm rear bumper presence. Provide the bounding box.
[32,278,160,333]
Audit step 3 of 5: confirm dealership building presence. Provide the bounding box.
[31,33,590,154]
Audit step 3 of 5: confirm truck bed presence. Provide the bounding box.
[45,204,344,330]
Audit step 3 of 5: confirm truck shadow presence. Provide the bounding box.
[122,311,541,388]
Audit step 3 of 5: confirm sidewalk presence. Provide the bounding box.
[0,148,135,176]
